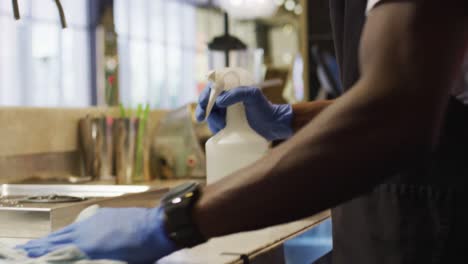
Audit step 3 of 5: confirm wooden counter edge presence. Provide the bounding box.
[231,210,331,264]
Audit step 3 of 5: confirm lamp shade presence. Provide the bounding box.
[217,0,278,19]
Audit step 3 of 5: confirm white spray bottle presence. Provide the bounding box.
[204,67,269,184]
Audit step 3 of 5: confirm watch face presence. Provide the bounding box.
[162,182,198,203]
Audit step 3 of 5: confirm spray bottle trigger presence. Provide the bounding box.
[204,69,242,120]
[205,84,223,121]
[207,70,216,81]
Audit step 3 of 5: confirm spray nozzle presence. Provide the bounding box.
[204,69,241,120]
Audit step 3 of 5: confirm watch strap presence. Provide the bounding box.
[161,182,207,248]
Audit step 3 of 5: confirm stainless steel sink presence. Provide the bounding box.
[11,176,95,185]
[1,184,152,197]
[0,184,169,238]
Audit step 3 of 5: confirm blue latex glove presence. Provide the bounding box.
[195,85,293,141]
[17,207,177,264]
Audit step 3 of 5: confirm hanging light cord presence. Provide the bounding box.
[12,0,20,20]
[11,0,67,29]
[54,0,67,29]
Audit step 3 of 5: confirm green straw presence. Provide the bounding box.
[134,103,148,181]
[119,103,126,118]
[142,103,150,125]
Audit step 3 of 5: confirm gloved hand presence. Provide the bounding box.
[17,207,177,264]
[195,85,294,141]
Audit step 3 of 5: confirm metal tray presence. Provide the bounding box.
[1,184,151,198]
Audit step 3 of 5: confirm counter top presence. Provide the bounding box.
[159,210,330,264]
[0,179,331,263]
[1,211,330,264]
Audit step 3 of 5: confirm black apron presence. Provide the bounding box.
[327,1,468,263]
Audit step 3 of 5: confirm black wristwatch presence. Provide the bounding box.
[160,181,207,248]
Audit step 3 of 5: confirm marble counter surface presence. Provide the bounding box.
[1,211,330,264]
[1,179,330,263]
[158,210,330,264]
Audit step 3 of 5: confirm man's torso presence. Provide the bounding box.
[328,1,468,263]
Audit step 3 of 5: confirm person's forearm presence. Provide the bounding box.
[291,100,334,132]
[193,2,467,239]
[195,79,422,238]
